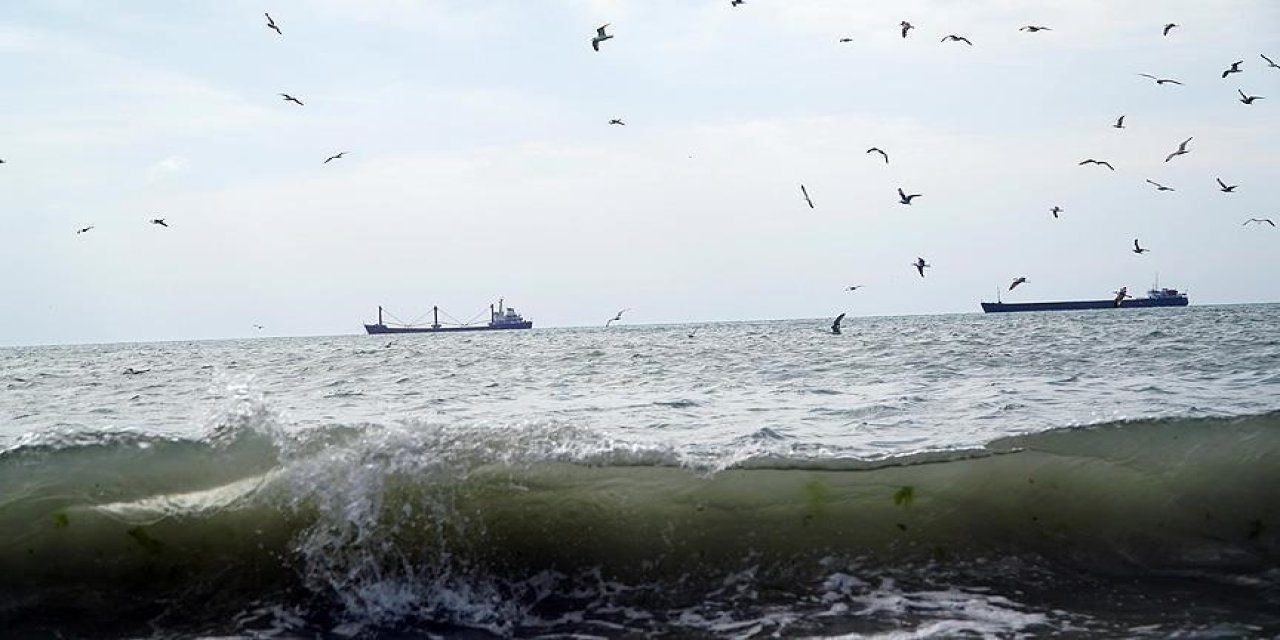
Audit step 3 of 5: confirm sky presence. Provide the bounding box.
[1,0,1277,346]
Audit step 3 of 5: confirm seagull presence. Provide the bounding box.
[324,152,346,164]
[912,257,930,277]
[591,24,613,51]
[1020,25,1051,32]
[1164,137,1192,162]
[1009,277,1028,290]
[1263,54,1279,69]
[1138,73,1183,86]
[831,313,845,335]
[1145,179,1175,191]
[730,0,744,6]
[1217,178,1238,193]
[801,184,814,209]
[687,326,700,338]
[1114,287,1130,307]
[0,158,6,163]
[280,93,304,106]
[253,324,265,330]
[122,367,150,375]
[898,187,921,205]
[605,308,629,327]
[265,12,282,36]
[1238,89,1265,104]
[1162,23,1178,36]
[846,285,863,291]
[608,118,625,125]
[1113,115,1126,129]
[1243,218,1275,227]
[866,147,889,163]
[838,37,854,43]
[76,225,93,234]
[1132,238,1149,254]
[1050,206,1063,218]
[1222,61,1244,78]
[149,218,168,227]
[1079,159,1115,170]
[900,21,914,38]
[941,35,972,45]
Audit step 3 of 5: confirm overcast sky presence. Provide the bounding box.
[1,0,1277,346]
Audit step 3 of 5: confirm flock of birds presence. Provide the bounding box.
[5,9,1275,337]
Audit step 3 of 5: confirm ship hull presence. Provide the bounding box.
[364,321,532,334]
[981,298,1188,313]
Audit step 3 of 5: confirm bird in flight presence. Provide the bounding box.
[866,147,889,163]
[941,35,972,45]
[76,225,93,234]
[1238,89,1265,104]
[730,0,744,6]
[1164,137,1192,162]
[831,313,845,335]
[1113,115,1126,129]
[1079,159,1115,171]
[898,187,922,205]
[605,308,629,327]
[1162,23,1178,36]
[846,285,863,291]
[913,257,930,277]
[1243,218,1276,227]
[150,218,168,227]
[1145,179,1175,192]
[838,37,854,43]
[1009,277,1027,290]
[608,118,625,126]
[1217,178,1238,193]
[253,324,265,330]
[800,184,814,209]
[1138,73,1183,86]
[1263,54,1279,69]
[591,24,613,51]
[900,21,914,38]
[1113,287,1130,307]
[280,93,304,106]
[1050,206,1063,218]
[265,13,282,36]
[1132,239,1149,254]
[324,152,346,164]
[1020,25,1051,32]
[0,158,6,164]
[1222,61,1244,78]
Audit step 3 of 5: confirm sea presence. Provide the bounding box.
[2,305,1278,639]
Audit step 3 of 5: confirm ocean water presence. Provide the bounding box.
[1,305,1278,638]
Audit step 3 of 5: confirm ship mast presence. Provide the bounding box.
[378,305,383,325]
[432,305,440,329]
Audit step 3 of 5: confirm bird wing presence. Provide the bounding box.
[1218,178,1227,188]
[1138,73,1158,80]
[1100,162,1113,170]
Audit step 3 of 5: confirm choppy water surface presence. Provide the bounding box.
[2,305,1278,638]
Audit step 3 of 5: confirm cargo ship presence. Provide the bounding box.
[364,299,533,334]
[981,287,1188,313]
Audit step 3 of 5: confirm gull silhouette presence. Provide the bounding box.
[1262,54,1279,69]
[1145,179,1175,192]
[913,257,930,277]
[1009,277,1027,290]
[941,34,972,45]
[1238,89,1265,104]
[1217,178,1238,193]
[1243,218,1275,227]
[324,152,346,164]
[265,13,282,36]
[898,188,921,205]
[1164,137,1192,162]
[1138,73,1183,86]
[1079,159,1115,170]
[1132,239,1149,254]
[608,118,625,125]
[1050,206,1063,219]
[591,24,613,51]
[866,147,889,163]
[1113,115,1126,129]
[1162,23,1178,36]
[280,93,304,106]
[605,308,629,327]
[801,184,814,209]
[149,218,168,227]
[76,225,93,234]
[1020,25,1051,32]
[1222,61,1244,78]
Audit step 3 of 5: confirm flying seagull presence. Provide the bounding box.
[76,225,93,234]
[838,37,854,43]
[591,24,613,51]
[1222,61,1244,78]
[941,35,972,45]
[801,184,814,209]
[831,313,845,335]
[1243,218,1276,227]
[1009,277,1028,290]
[150,218,168,227]
[265,12,282,36]
[253,324,265,330]
[1020,25,1051,32]
[605,308,629,327]
[1138,73,1183,86]
[1114,287,1130,307]
[608,118,625,125]
[279,93,304,106]
[1132,238,1149,254]
[1113,115,1126,129]
[1050,206,1063,218]
[897,187,921,205]
[122,367,150,375]
[1164,137,1192,162]
[1145,179,1175,192]
[1162,23,1178,36]
[1238,89,1265,104]
[1263,54,1279,69]
[846,285,863,291]
[1079,159,1115,170]
[1217,178,1238,193]
[900,21,914,38]
[730,0,744,6]
[913,257,930,277]
[866,147,889,163]
[324,152,346,164]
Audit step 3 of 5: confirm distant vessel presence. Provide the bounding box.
[364,299,533,334]
[981,287,1189,313]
